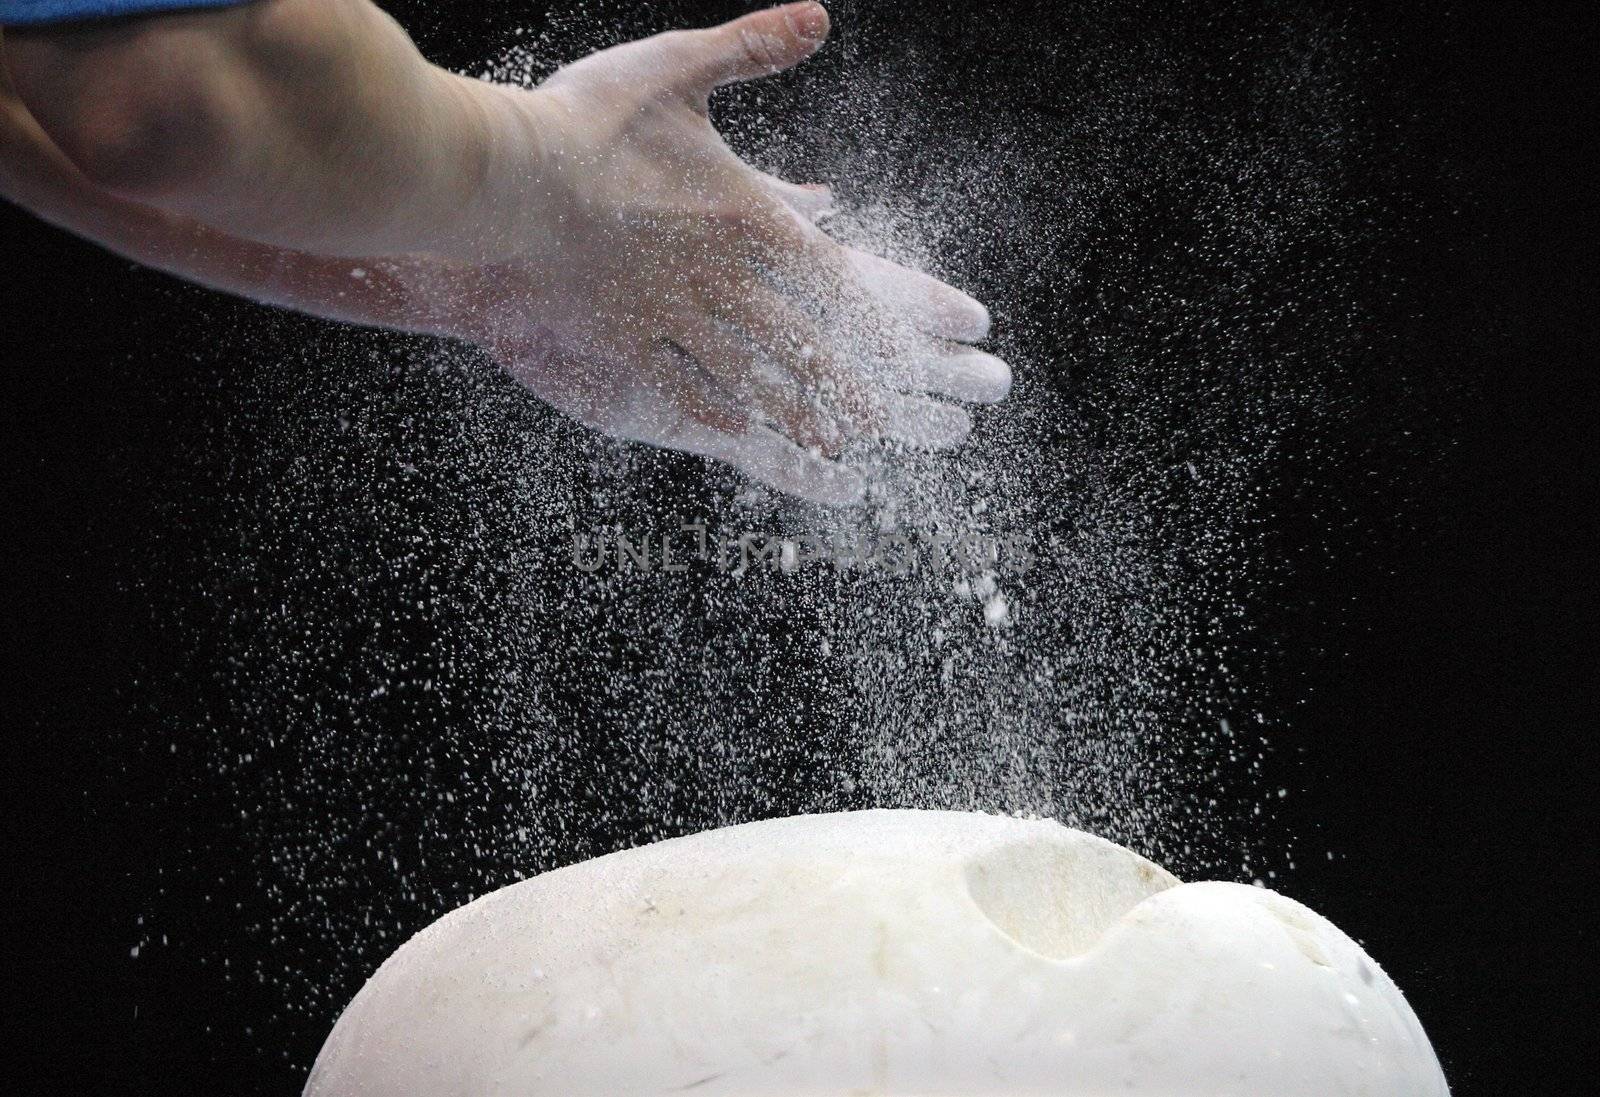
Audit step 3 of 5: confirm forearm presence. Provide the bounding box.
[2,0,533,260]
[0,33,466,336]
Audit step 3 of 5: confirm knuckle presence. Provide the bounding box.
[710,209,759,237]
[734,27,785,74]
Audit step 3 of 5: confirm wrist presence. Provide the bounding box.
[429,71,561,265]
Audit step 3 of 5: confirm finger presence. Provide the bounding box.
[844,247,992,342]
[653,340,751,435]
[720,191,841,275]
[702,283,887,434]
[671,316,847,453]
[887,346,1014,405]
[696,422,867,507]
[878,394,973,450]
[663,2,830,102]
[734,424,865,506]
[731,219,938,388]
[504,331,751,444]
[755,382,847,455]
[746,176,993,342]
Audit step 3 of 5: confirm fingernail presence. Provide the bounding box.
[783,2,829,42]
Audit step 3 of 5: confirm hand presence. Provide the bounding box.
[440,2,1012,505]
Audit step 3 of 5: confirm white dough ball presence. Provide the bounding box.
[306,810,1448,1096]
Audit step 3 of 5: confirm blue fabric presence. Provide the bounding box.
[0,0,250,24]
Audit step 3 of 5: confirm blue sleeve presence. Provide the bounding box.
[1,0,252,24]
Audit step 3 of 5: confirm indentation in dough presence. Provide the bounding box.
[1258,892,1333,969]
[963,835,1177,961]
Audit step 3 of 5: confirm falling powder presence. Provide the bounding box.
[115,1,1454,1085]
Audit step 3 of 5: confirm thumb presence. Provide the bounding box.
[666,2,831,100]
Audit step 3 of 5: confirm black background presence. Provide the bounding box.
[2,1,1594,1094]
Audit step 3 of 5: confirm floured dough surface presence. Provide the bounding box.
[306,810,1448,1096]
